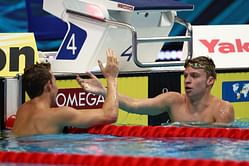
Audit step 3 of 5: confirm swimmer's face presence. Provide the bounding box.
[184,66,213,97]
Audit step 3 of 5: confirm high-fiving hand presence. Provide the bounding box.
[76,49,119,96]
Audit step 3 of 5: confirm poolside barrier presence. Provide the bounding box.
[0,151,248,166]
[65,124,249,140]
[2,125,249,165]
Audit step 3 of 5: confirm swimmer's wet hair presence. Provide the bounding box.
[184,56,216,79]
[22,62,52,99]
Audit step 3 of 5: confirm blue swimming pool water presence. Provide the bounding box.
[162,119,249,128]
[232,119,249,128]
[0,129,249,162]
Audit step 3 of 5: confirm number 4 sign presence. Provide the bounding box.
[56,23,87,60]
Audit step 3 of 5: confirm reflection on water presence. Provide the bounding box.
[232,119,249,128]
[162,118,249,128]
[0,129,249,162]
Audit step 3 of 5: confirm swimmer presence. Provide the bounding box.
[12,49,119,137]
[78,56,234,124]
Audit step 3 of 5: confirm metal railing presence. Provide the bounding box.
[66,10,193,68]
[106,15,192,68]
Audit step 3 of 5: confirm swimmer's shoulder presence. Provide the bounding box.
[214,96,234,111]
[212,97,234,123]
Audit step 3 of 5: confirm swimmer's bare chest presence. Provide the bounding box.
[169,105,215,123]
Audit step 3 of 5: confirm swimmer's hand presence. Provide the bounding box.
[98,48,119,79]
[76,49,119,96]
[76,72,106,96]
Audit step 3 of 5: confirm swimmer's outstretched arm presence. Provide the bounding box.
[61,48,120,128]
[77,58,175,116]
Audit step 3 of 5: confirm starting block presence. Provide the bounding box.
[43,0,193,73]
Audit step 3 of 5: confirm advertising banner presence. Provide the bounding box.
[56,88,104,109]
[191,25,249,69]
[0,33,38,77]
[222,81,249,102]
[56,76,148,125]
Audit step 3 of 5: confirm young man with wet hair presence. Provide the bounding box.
[78,56,234,125]
[12,49,119,136]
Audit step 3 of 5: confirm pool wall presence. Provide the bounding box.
[2,70,249,130]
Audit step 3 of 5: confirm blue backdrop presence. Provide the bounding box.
[1,0,249,51]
